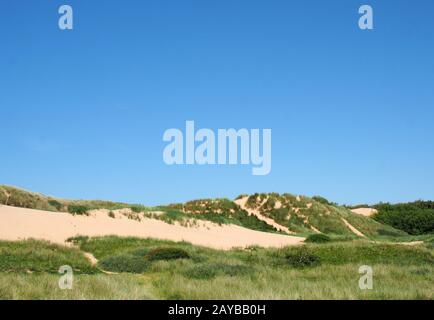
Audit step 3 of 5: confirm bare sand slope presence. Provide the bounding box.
[0,205,304,250]
[341,218,366,237]
[351,208,378,217]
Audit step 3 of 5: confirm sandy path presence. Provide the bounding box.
[341,218,366,237]
[83,252,98,265]
[0,205,304,250]
[234,197,293,234]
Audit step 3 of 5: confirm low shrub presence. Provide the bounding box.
[98,254,150,273]
[145,247,190,261]
[130,206,144,213]
[284,248,321,268]
[48,199,63,211]
[305,234,331,243]
[66,235,89,245]
[67,205,89,215]
[312,196,337,206]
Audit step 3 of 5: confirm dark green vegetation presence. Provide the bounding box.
[146,248,190,261]
[99,254,151,273]
[283,247,321,268]
[373,201,434,235]
[305,234,331,243]
[1,236,432,299]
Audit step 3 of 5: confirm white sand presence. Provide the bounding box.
[0,205,304,250]
[351,208,378,217]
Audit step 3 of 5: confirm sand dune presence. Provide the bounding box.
[351,208,378,217]
[234,196,293,234]
[0,205,304,250]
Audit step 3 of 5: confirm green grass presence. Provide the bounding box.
[370,233,434,243]
[275,242,434,266]
[183,263,254,280]
[75,236,434,268]
[73,236,195,260]
[152,264,433,300]
[0,274,153,300]
[0,237,432,300]
[97,247,190,273]
[0,240,98,274]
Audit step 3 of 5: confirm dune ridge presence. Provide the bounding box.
[0,205,304,250]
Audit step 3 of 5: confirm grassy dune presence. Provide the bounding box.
[0,237,432,300]
[0,185,148,214]
[0,185,405,237]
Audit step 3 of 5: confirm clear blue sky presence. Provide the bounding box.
[1,0,433,206]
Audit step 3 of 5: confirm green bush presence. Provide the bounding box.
[66,235,89,245]
[374,202,434,235]
[284,248,321,268]
[305,234,331,243]
[130,206,145,213]
[145,247,190,261]
[67,205,89,215]
[48,200,63,211]
[98,254,150,273]
[184,263,253,280]
[312,196,336,206]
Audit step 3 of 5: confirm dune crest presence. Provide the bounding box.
[234,196,294,234]
[351,208,378,217]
